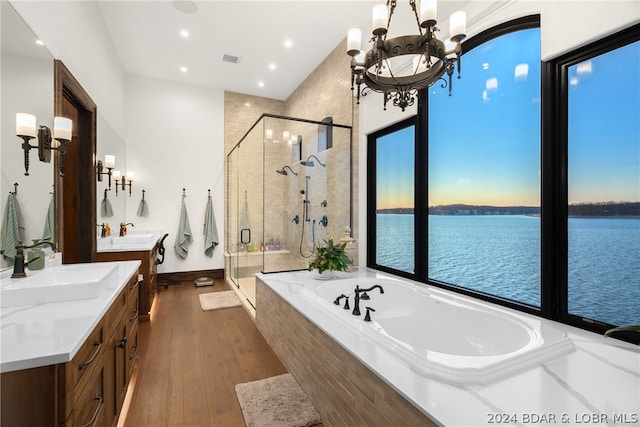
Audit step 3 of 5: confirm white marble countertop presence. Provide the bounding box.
[257,269,640,427]
[96,230,164,253]
[0,261,140,373]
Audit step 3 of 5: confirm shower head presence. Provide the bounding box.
[276,165,298,176]
[300,154,326,168]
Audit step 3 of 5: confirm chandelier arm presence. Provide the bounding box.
[409,0,424,36]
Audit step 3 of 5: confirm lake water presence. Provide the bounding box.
[376,214,640,326]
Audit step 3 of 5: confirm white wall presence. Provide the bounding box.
[124,75,225,274]
[357,0,639,267]
[10,0,126,137]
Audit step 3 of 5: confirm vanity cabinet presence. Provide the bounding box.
[96,243,158,321]
[0,271,139,427]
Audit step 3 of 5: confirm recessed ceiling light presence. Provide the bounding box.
[35,39,44,46]
[269,63,276,71]
[258,81,265,87]
[180,29,189,38]
[284,39,293,48]
[180,66,188,73]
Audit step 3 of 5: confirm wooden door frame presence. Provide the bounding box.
[54,60,97,262]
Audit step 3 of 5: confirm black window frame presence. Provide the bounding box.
[366,15,640,344]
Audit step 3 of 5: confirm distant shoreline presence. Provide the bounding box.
[377,202,640,218]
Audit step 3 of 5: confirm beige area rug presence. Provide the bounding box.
[235,373,322,427]
[198,290,242,311]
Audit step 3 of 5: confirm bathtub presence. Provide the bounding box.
[298,276,575,385]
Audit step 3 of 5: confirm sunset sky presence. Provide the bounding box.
[376,29,639,209]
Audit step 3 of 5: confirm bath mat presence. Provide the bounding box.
[198,291,241,311]
[235,373,322,427]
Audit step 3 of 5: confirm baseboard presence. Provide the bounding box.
[158,269,224,286]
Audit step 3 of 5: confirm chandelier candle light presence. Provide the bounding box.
[347,0,466,111]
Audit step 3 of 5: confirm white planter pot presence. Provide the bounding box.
[312,269,336,280]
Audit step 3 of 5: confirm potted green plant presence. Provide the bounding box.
[308,237,353,279]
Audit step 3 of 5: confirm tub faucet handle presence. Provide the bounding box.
[333,294,346,305]
[364,306,375,322]
[343,296,350,310]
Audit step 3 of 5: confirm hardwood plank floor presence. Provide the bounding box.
[123,280,323,427]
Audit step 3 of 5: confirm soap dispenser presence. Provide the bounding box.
[27,239,45,271]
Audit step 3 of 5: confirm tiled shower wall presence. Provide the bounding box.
[224,37,360,275]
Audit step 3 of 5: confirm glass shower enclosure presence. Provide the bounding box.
[226,114,352,308]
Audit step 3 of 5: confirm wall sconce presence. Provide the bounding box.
[97,155,116,188]
[15,113,38,176]
[113,170,134,196]
[16,113,73,176]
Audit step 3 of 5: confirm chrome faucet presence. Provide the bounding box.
[11,240,56,278]
[352,284,384,316]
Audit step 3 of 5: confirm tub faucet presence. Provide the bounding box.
[11,240,56,278]
[352,285,384,316]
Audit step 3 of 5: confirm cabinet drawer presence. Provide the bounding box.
[69,322,105,394]
[128,288,139,325]
[68,357,105,427]
[127,275,139,299]
[126,321,139,381]
[105,287,127,329]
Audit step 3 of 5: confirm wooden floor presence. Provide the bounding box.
[123,281,321,427]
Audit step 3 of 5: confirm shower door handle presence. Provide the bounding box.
[240,228,251,244]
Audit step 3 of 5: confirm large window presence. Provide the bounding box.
[369,119,415,275]
[366,17,640,342]
[428,25,541,307]
[566,39,640,326]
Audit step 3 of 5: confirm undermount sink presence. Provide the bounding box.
[0,263,118,307]
[111,233,155,244]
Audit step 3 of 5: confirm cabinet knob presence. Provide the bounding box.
[117,336,128,349]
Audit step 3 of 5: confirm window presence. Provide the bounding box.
[366,16,639,342]
[428,25,541,307]
[368,119,415,275]
[566,38,640,326]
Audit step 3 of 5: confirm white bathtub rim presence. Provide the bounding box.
[295,278,576,386]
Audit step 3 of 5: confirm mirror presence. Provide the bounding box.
[1,1,55,267]
[96,113,126,232]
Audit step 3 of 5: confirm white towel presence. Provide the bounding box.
[1,193,23,262]
[174,197,192,259]
[203,196,219,257]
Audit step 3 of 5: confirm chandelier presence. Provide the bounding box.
[347,0,467,111]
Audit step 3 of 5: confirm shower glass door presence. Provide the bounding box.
[227,123,264,308]
[227,114,352,309]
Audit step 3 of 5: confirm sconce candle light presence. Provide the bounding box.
[97,154,116,188]
[114,171,134,196]
[15,113,38,176]
[15,113,73,176]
